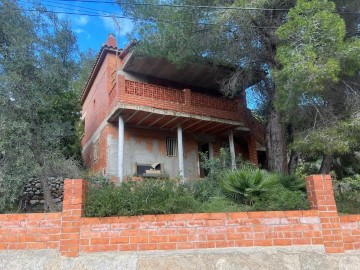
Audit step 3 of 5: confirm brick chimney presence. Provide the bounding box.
[106,34,117,48]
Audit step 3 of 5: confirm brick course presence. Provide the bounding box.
[1,175,359,257]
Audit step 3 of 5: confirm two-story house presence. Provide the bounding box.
[81,34,265,181]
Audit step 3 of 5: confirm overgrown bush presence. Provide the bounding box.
[86,162,309,217]
[334,174,360,214]
[220,165,308,210]
[220,166,279,205]
[86,148,309,217]
[86,179,203,217]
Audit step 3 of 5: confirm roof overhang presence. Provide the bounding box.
[108,104,247,136]
[123,52,241,93]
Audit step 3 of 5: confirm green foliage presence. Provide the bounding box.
[0,0,82,212]
[86,179,201,217]
[220,166,279,205]
[334,174,360,214]
[291,117,360,157]
[199,147,250,188]
[252,188,309,211]
[275,0,360,111]
[220,165,308,209]
[200,196,250,213]
[276,174,306,192]
[86,166,309,217]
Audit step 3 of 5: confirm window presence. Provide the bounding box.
[166,137,177,157]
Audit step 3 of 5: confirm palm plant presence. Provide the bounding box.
[220,165,279,205]
[277,174,306,192]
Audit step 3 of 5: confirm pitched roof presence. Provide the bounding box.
[80,44,121,104]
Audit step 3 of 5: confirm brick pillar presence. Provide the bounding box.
[184,88,191,108]
[306,175,344,253]
[247,134,258,165]
[118,74,126,100]
[60,179,87,257]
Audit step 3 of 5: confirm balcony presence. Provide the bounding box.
[107,76,252,135]
[121,77,245,120]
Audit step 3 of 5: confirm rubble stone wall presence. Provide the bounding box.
[22,177,64,206]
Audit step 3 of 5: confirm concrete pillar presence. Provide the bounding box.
[177,125,185,182]
[229,130,236,170]
[209,143,214,159]
[118,115,124,182]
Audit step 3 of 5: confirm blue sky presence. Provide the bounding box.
[28,0,134,51]
[20,0,258,108]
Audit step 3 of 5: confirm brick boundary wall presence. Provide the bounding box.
[0,175,359,257]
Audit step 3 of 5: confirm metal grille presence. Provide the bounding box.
[166,137,177,157]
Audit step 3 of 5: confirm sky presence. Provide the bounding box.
[28,0,134,52]
[20,0,258,108]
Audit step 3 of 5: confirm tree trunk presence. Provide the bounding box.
[265,88,288,174]
[40,176,57,212]
[288,150,299,175]
[319,154,333,174]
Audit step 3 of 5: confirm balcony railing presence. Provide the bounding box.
[125,80,185,104]
[120,79,244,121]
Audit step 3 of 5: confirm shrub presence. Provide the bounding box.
[85,167,310,217]
[252,187,309,211]
[220,166,279,205]
[182,178,220,203]
[334,175,360,214]
[276,174,306,192]
[200,196,250,213]
[85,179,201,217]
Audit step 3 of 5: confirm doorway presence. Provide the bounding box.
[198,142,209,178]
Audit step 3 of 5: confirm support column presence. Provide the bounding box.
[118,115,124,182]
[177,125,185,182]
[209,143,214,159]
[229,130,236,170]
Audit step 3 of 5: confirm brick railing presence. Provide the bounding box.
[0,175,359,257]
[118,76,245,121]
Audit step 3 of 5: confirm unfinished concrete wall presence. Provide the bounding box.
[105,126,258,178]
[106,127,199,178]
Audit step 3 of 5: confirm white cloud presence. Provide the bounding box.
[75,15,89,26]
[74,28,85,34]
[101,16,133,35]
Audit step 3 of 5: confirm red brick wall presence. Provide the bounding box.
[0,213,61,250]
[340,215,360,251]
[1,175,360,257]
[82,53,122,147]
[79,211,322,253]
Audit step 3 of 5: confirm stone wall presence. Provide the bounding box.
[22,177,64,206]
[1,247,360,270]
